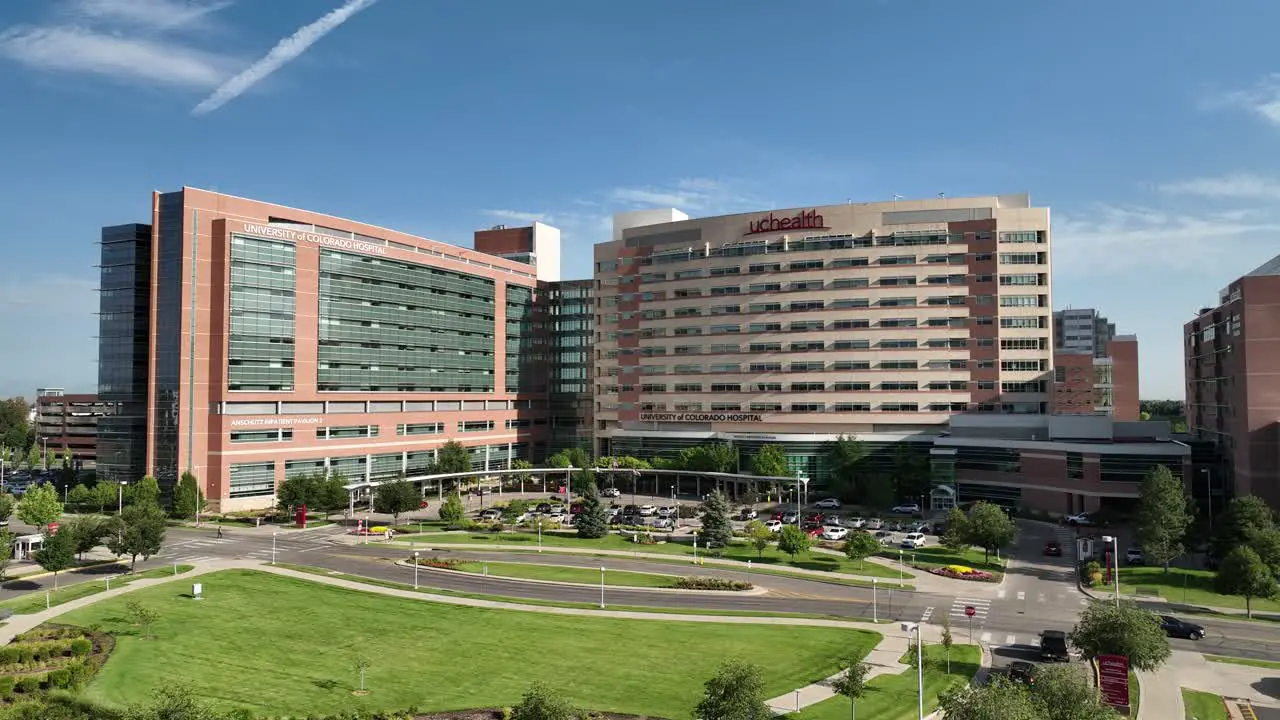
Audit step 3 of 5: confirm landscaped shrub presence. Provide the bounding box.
[69,638,91,656]
[673,576,754,591]
[45,668,70,689]
[0,676,16,699]
[929,566,996,582]
[16,675,41,693]
[412,556,465,570]
[1080,560,1103,586]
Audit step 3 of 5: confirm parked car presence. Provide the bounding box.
[479,508,501,521]
[600,487,622,498]
[1039,631,1070,662]
[804,512,824,524]
[639,505,657,516]
[622,505,641,516]
[814,498,842,509]
[823,515,842,527]
[781,511,799,524]
[805,527,824,538]
[1066,512,1095,526]
[739,507,758,520]
[891,503,921,514]
[1125,548,1145,565]
[657,506,676,518]
[821,526,849,541]
[535,502,553,514]
[876,531,895,546]
[1043,541,1063,557]
[652,517,675,530]
[1007,661,1038,686]
[901,532,927,549]
[545,508,566,521]
[1158,615,1205,640]
[864,518,883,530]
[764,519,783,533]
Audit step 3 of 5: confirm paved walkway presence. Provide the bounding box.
[1139,650,1280,720]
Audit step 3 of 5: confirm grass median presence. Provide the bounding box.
[451,560,682,588]
[881,546,1006,577]
[1118,566,1280,614]
[1205,654,1280,670]
[1181,688,1229,720]
[0,564,194,615]
[794,644,980,720]
[58,569,880,717]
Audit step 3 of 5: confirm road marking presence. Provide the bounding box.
[1005,634,1017,645]
[980,632,992,642]
[921,607,934,622]
[1016,591,1026,601]
[1037,593,1046,603]
[996,589,1007,599]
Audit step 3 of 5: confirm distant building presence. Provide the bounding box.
[96,223,153,484]
[1185,254,1280,510]
[1052,334,1140,421]
[1054,308,1116,358]
[33,388,109,470]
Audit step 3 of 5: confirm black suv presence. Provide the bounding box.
[1007,661,1038,686]
[1039,630,1070,662]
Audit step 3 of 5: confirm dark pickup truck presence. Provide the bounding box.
[1039,630,1070,662]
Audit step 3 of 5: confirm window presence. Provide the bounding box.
[710,383,741,392]
[673,345,701,355]
[397,422,444,435]
[878,276,917,287]
[1000,316,1043,329]
[879,318,917,328]
[790,382,825,392]
[999,273,1042,286]
[878,339,918,349]
[878,255,916,265]
[755,382,782,391]
[788,260,824,271]
[832,360,871,370]
[709,343,740,353]
[1054,367,1067,383]
[831,340,871,350]
[710,266,741,276]
[751,403,783,412]
[1067,452,1083,480]
[710,305,741,315]
[789,320,824,331]
[709,363,740,373]
[976,381,996,390]
[710,286,740,295]
[790,403,824,412]
[1001,337,1045,350]
[789,362,825,372]
[749,343,782,353]
[789,301,824,311]
[789,280,824,291]
[830,257,869,267]
[790,341,824,352]
[831,299,870,309]
[879,403,918,412]
[833,382,871,391]
[673,269,703,279]
[750,362,783,372]
[879,360,918,370]
[317,425,378,439]
[832,319,870,330]
[674,383,703,392]
[711,403,741,412]
[830,278,869,289]
[749,323,782,333]
[459,420,495,432]
[230,429,293,443]
[748,263,781,273]
[1000,253,1041,264]
[709,324,741,334]
[674,307,701,317]
[641,383,668,392]
[1001,360,1046,372]
[748,303,783,313]
[229,461,276,498]
[832,402,871,412]
[748,283,782,294]
[999,231,1041,244]
[878,297,916,307]
[673,364,703,374]
[999,294,1041,307]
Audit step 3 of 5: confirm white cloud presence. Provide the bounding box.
[1158,173,1280,200]
[1052,204,1280,277]
[1212,73,1280,127]
[482,209,550,224]
[0,25,231,87]
[606,177,757,212]
[66,0,233,31]
[192,0,377,115]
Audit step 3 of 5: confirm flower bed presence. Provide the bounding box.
[930,565,996,582]
[0,624,113,702]
[411,556,466,570]
[672,576,754,591]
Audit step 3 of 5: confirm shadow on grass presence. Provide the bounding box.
[312,678,340,691]
[1,580,39,591]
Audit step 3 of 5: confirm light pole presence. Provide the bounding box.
[41,438,47,471]
[117,481,127,513]
[898,549,904,584]
[271,532,278,566]
[1102,534,1120,607]
[872,578,878,622]
[799,474,809,512]
[413,550,419,589]
[599,566,606,609]
[1201,468,1213,535]
[901,622,924,720]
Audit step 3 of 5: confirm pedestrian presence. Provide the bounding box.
[216,525,223,539]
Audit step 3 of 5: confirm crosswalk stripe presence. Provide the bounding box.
[996,589,1007,599]
[1005,634,1016,645]
[1016,591,1026,601]
[980,632,992,642]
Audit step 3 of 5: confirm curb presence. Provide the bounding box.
[393,559,770,596]
[7,559,125,583]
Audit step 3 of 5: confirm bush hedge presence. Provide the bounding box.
[411,556,465,570]
[673,576,753,591]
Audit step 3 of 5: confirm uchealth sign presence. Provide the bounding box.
[1096,654,1130,708]
[746,209,828,236]
[640,412,764,423]
[234,221,387,256]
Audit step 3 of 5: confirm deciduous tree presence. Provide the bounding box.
[699,488,733,551]
[1216,545,1279,619]
[438,492,465,525]
[941,613,955,673]
[843,531,881,571]
[748,445,791,478]
[829,655,871,720]
[1213,495,1276,564]
[91,482,118,514]
[777,524,813,560]
[1069,599,1171,671]
[315,474,351,516]
[827,435,868,501]
[127,600,160,640]
[744,519,772,558]
[34,527,75,589]
[67,484,93,513]
[693,660,769,720]
[0,493,14,524]
[0,530,14,580]
[674,443,738,474]
[130,476,161,508]
[352,654,371,693]
[172,471,207,520]
[511,682,578,720]
[965,502,1015,564]
[435,440,472,475]
[17,483,62,528]
[941,506,971,554]
[1029,665,1123,720]
[1136,465,1194,573]
[892,445,932,504]
[373,477,419,522]
[60,516,109,561]
[575,482,609,539]
[106,502,167,572]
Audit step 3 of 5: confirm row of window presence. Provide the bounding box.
[609,379,1046,394]
[607,358,1050,375]
[624,401,1046,414]
[602,294,1048,318]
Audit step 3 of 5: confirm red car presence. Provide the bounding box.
[1043,541,1062,557]
[805,512,824,524]
[806,527,823,538]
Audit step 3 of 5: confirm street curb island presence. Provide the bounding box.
[391,559,771,596]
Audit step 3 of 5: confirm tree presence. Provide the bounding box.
[575,482,609,539]
[0,398,32,452]
[1216,545,1279,619]
[1135,465,1193,573]
[24,443,38,471]
[126,600,160,640]
[17,483,62,528]
[352,654,371,693]
[674,443,738,474]
[748,445,791,477]
[744,519,772,558]
[827,435,868,501]
[699,489,733,551]
[67,484,93,513]
[0,530,13,580]
[1028,665,1123,720]
[105,503,167,572]
[60,516,109,561]
[435,440,472,475]
[965,502,1015,563]
[91,482,118,514]
[373,477,419,522]
[503,499,532,524]
[131,476,161,508]
[546,451,573,469]
[315,474,351,516]
[126,685,225,720]
[829,655,871,720]
[34,527,75,589]
[438,492,465,525]
[693,660,770,720]
[941,613,954,673]
[891,445,932,504]
[511,459,533,488]
[939,678,1040,720]
[0,493,14,525]
[172,471,207,520]
[1069,599,1171,671]
[777,524,813,560]
[277,473,319,513]
[510,682,578,720]
[1213,495,1275,562]
[843,531,881,571]
[941,506,971,553]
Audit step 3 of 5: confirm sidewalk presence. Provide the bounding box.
[764,630,923,714]
[1138,650,1280,719]
[1078,581,1277,624]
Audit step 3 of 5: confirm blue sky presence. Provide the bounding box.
[2,0,1279,401]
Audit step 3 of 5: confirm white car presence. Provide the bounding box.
[1066,512,1095,526]
[846,516,866,529]
[639,504,658,516]
[764,519,783,533]
[1125,548,1144,565]
[821,526,849,541]
[901,532,927,549]
[891,504,921,514]
[479,508,501,521]
[545,508,566,521]
[814,498,842,510]
[600,487,622,498]
[657,506,676,518]
[652,517,675,530]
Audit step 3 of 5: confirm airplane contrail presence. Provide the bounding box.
[192,0,377,115]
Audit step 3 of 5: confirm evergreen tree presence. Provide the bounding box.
[171,472,207,519]
[700,488,734,551]
[575,482,609,539]
[438,492,466,525]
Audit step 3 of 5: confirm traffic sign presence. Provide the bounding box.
[964,605,976,617]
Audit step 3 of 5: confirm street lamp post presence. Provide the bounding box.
[271,532,278,566]
[117,481,127,513]
[599,567,606,609]
[901,622,924,720]
[872,578,878,622]
[412,550,419,589]
[1102,534,1120,607]
[799,474,810,512]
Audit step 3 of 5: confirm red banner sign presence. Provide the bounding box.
[1097,654,1130,708]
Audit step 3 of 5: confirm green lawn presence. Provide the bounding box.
[410,530,908,580]
[794,645,980,720]
[451,560,681,588]
[1130,670,1140,717]
[1182,688,1228,720]
[879,546,1007,575]
[0,565,194,615]
[58,569,880,717]
[1205,655,1280,670]
[1115,566,1280,613]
